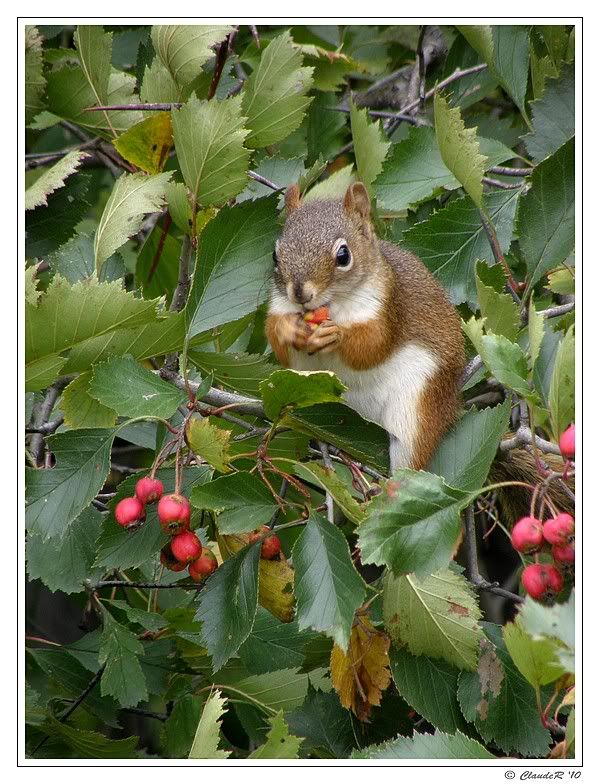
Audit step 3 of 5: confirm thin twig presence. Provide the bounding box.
[89,580,201,590]
[318,441,335,523]
[248,170,284,191]
[29,379,72,466]
[489,165,533,177]
[482,176,524,190]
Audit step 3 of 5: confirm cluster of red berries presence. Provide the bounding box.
[510,423,576,603]
[114,477,218,582]
[512,512,575,600]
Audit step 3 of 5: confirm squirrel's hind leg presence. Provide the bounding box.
[389,367,462,472]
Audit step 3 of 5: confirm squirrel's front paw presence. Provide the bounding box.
[277,313,311,351]
[306,321,342,355]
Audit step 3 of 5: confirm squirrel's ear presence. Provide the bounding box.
[343,182,371,223]
[284,184,301,213]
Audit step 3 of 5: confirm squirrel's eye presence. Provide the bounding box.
[272,250,278,266]
[335,244,352,268]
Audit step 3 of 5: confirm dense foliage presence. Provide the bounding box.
[24,23,576,761]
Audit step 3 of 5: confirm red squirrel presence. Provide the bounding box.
[265,181,465,471]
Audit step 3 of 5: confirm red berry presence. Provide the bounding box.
[189,549,218,581]
[135,476,164,504]
[115,496,145,529]
[157,494,191,535]
[248,525,281,559]
[261,533,281,560]
[171,530,202,564]
[511,517,543,554]
[160,543,187,572]
[521,563,564,601]
[543,513,575,546]
[552,543,575,565]
[559,424,575,460]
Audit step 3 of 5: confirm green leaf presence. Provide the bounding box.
[140,56,179,104]
[288,403,390,474]
[94,172,171,275]
[25,355,68,393]
[162,695,203,759]
[238,608,314,674]
[434,92,487,207]
[261,369,346,421]
[292,512,366,650]
[524,64,574,162]
[62,310,187,377]
[241,32,314,148]
[351,730,495,759]
[548,324,575,441]
[61,372,117,429]
[458,25,530,115]
[389,647,466,734]
[94,466,212,571]
[186,417,233,474]
[25,151,90,211]
[106,600,165,633]
[190,472,278,533]
[306,92,347,165]
[475,261,520,341]
[26,506,104,594]
[99,611,148,708]
[349,100,390,191]
[358,470,472,577]
[503,620,566,689]
[188,689,231,759]
[304,164,355,202]
[548,267,575,295]
[88,355,186,419]
[46,63,142,138]
[294,462,366,525]
[26,174,91,259]
[249,711,303,759]
[74,25,112,107]
[480,333,539,403]
[26,276,162,388]
[172,94,250,207]
[402,189,520,306]
[518,593,574,673]
[195,543,261,670]
[457,623,552,757]
[517,138,575,288]
[528,300,546,367]
[25,27,45,125]
[375,127,514,212]
[186,197,279,337]
[48,234,125,284]
[42,717,139,759]
[286,685,355,758]
[151,25,233,89]
[383,568,483,671]
[188,351,275,397]
[25,428,117,541]
[429,401,511,490]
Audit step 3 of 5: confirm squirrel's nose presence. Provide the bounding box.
[288,281,316,305]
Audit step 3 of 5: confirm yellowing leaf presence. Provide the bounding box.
[330,615,392,721]
[113,114,173,175]
[434,92,487,208]
[186,416,232,474]
[219,533,295,623]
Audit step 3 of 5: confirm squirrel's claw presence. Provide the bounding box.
[306,321,342,355]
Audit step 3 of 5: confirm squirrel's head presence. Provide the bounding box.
[272,181,380,311]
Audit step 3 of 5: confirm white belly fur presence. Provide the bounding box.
[289,342,439,468]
